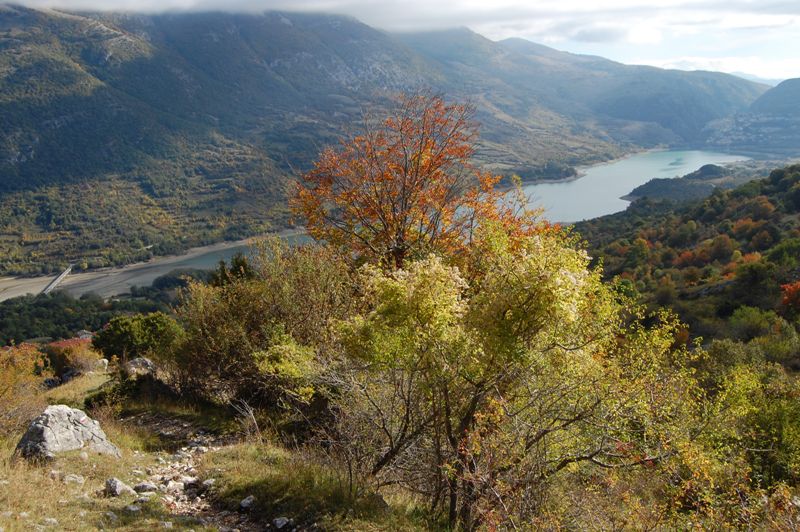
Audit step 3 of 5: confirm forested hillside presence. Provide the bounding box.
[578,164,800,341]
[0,6,767,274]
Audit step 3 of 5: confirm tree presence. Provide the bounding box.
[325,226,701,529]
[92,312,183,364]
[210,252,255,287]
[292,93,536,268]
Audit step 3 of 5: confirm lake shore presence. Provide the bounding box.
[0,229,307,302]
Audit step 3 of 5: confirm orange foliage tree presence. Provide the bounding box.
[291,93,538,267]
[781,280,800,318]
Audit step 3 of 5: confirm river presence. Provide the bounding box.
[0,149,748,300]
[522,149,748,222]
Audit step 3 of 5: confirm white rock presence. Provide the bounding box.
[160,523,174,529]
[15,405,120,460]
[41,518,59,527]
[124,504,141,513]
[273,517,290,529]
[64,474,85,485]
[165,480,184,493]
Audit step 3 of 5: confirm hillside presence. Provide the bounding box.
[0,6,768,273]
[705,78,800,157]
[577,164,800,339]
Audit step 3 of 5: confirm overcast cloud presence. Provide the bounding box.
[13,0,800,80]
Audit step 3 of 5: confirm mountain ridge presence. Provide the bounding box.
[0,5,772,273]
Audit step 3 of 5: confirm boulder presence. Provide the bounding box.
[105,478,136,497]
[15,405,121,460]
[133,481,159,493]
[124,357,156,378]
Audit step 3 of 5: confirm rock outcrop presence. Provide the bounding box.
[124,357,156,378]
[15,405,121,460]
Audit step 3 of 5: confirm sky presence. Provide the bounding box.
[15,0,800,81]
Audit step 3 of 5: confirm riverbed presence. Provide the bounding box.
[0,233,308,302]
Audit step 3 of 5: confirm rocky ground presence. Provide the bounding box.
[1,407,298,531]
[100,412,295,532]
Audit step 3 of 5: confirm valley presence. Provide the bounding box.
[0,5,780,275]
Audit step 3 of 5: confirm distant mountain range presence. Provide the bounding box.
[706,78,800,157]
[0,5,792,274]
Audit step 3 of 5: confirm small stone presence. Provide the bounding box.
[273,517,290,529]
[49,470,62,480]
[103,511,118,522]
[239,495,256,511]
[133,481,158,493]
[104,477,136,497]
[201,478,216,489]
[41,518,59,527]
[165,480,184,493]
[19,512,30,519]
[131,469,145,476]
[124,504,141,513]
[64,474,85,485]
[0,479,8,486]
[79,451,89,461]
[1,511,12,518]
[160,523,173,529]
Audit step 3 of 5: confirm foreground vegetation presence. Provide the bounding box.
[2,95,799,529]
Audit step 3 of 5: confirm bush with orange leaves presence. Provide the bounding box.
[0,343,47,435]
[781,280,800,319]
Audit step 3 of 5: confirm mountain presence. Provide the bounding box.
[0,6,768,274]
[705,78,800,157]
[750,78,800,116]
[732,72,783,87]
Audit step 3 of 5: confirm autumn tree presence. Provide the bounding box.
[292,93,534,268]
[324,225,702,529]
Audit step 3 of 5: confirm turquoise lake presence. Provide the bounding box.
[522,149,748,223]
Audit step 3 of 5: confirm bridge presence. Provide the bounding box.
[42,264,73,295]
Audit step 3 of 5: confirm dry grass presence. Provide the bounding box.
[0,434,211,531]
[44,372,111,408]
[196,442,436,531]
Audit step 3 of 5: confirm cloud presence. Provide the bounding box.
[9,0,800,78]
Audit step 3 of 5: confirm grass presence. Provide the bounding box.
[0,434,210,531]
[196,442,436,531]
[44,372,111,408]
[2,369,436,530]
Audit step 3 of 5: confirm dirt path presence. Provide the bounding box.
[119,412,263,531]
